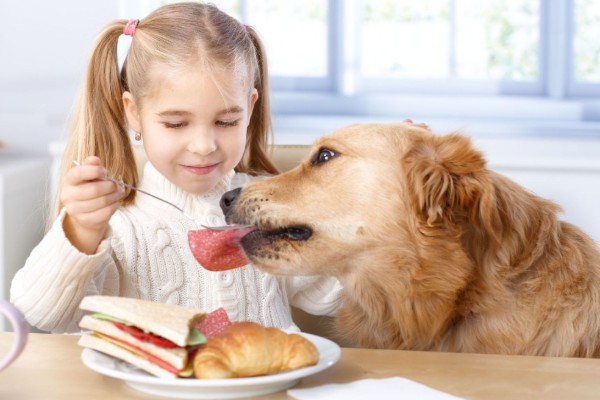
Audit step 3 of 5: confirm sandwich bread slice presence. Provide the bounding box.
[78,295,207,379]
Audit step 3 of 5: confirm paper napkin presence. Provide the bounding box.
[287,377,464,400]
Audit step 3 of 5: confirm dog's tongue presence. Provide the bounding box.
[188,227,254,271]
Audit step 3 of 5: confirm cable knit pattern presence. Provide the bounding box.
[10,162,343,333]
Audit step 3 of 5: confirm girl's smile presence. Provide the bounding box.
[183,163,220,176]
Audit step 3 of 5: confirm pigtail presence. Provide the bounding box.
[53,20,137,220]
[241,25,278,176]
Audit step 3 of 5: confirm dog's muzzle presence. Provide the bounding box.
[220,188,313,242]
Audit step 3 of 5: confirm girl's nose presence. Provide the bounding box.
[187,129,217,155]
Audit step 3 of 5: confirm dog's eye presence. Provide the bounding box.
[312,148,337,165]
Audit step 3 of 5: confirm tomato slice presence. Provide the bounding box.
[112,322,178,348]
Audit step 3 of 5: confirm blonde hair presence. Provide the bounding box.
[54,2,277,220]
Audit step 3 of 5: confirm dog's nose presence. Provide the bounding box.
[220,188,241,216]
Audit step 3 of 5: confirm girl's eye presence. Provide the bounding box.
[164,122,187,129]
[216,120,240,127]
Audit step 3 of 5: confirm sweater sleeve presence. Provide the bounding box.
[284,276,344,317]
[9,209,120,333]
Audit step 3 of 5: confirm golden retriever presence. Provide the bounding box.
[222,123,600,357]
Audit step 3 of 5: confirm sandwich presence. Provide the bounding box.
[78,295,217,379]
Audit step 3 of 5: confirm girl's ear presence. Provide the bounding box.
[246,88,259,127]
[122,91,142,133]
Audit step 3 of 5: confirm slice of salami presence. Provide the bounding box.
[188,227,254,271]
[196,307,232,339]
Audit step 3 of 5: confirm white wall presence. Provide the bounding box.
[0,0,120,155]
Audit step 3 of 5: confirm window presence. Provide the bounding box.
[571,0,600,96]
[356,0,541,95]
[123,0,600,122]
[245,1,331,90]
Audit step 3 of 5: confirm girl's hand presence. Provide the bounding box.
[403,118,430,130]
[61,156,125,254]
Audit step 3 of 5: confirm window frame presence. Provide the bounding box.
[271,0,598,99]
[355,0,545,97]
[120,0,600,123]
[247,0,335,92]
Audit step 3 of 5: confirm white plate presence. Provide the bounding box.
[81,332,341,399]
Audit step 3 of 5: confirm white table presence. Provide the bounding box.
[2,333,600,399]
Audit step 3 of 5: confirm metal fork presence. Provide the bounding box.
[199,224,254,231]
[71,160,252,230]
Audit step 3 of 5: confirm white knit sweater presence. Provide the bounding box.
[10,162,342,333]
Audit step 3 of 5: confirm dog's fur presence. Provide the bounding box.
[223,123,600,357]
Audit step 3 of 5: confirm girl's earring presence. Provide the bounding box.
[135,131,142,141]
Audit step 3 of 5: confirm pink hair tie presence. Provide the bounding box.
[123,19,139,37]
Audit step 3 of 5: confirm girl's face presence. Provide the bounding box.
[123,63,258,195]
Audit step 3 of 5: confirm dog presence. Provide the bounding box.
[221,123,600,357]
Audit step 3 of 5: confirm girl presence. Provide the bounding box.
[10,2,341,333]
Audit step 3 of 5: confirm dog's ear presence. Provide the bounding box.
[403,132,502,243]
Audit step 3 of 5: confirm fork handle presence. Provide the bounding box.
[72,160,191,219]
[105,176,188,214]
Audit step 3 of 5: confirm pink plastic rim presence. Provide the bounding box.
[0,300,29,371]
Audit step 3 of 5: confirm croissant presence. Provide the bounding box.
[193,321,319,378]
